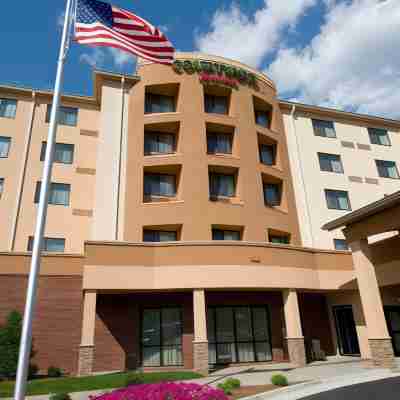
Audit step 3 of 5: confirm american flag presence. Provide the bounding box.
[75,0,175,65]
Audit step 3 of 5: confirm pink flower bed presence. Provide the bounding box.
[91,382,229,400]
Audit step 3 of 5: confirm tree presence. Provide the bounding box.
[0,311,37,379]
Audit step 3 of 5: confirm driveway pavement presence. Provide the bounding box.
[300,377,400,400]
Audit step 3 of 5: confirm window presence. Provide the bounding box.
[209,173,235,198]
[264,183,281,206]
[144,132,175,155]
[40,142,74,164]
[0,136,11,158]
[207,133,232,154]
[368,128,390,146]
[145,93,175,114]
[312,119,336,138]
[27,237,65,252]
[334,239,349,251]
[212,229,241,240]
[0,98,17,119]
[144,174,176,197]
[259,144,276,166]
[325,189,351,211]
[143,230,177,242]
[34,182,70,206]
[0,178,4,199]
[375,160,399,179]
[46,105,78,126]
[204,95,228,114]
[269,235,290,245]
[318,153,344,173]
[255,110,270,128]
[142,308,183,366]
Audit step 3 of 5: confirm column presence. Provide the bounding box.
[193,289,209,375]
[350,239,395,368]
[78,290,97,376]
[283,289,306,366]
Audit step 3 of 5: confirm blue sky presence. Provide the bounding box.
[1,1,399,117]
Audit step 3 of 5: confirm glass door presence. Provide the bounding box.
[333,305,360,356]
[384,307,400,357]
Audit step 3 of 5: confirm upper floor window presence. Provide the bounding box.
[34,182,71,206]
[255,110,270,128]
[145,93,175,114]
[212,229,241,240]
[312,119,336,138]
[0,178,4,199]
[0,98,17,119]
[204,95,228,115]
[209,173,235,198]
[144,174,176,198]
[46,105,78,127]
[375,160,399,179]
[144,132,175,155]
[264,183,281,207]
[207,132,232,154]
[269,235,290,245]
[259,144,276,166]
[40,142,74,164]
[27,236,65,252]
[368,128,390,146]
[334,239,349,251]
[143,230,177,242]
[318,152,344,173]
[325,189,351,211]
[0,136,11,158]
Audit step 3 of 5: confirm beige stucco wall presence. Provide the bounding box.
[283,111,400,249]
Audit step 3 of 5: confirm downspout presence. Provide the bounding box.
[10,91,36,251]
[290,104,314,248]
[115,76,125,241]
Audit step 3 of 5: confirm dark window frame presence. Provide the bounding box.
[269,235,290,245]
[204,94,229,115]
[0,136,11,158]
[368,128,391,146]
[263,183,282,207]
[209,172,236,198]
[318,152,344,173]
[144,173,177,198]
[40,142,75,164]
[207,132,233,155]
[259,144,276,166]
[0,98,17,119]
[0,178,4,199]
[27,236,65,252]
[34,182,71,206]
[254,110,271,129]
[212,229,241,241]
[334,239,349,251]
[46,105,78,127]
[144,132,176,155]
[143,230,178,242]
[312,119,336,138]
[325,189,351,211]
[145,93,176,114]
[375,159,399,179]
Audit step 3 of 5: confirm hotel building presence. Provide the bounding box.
[0,53,399,376]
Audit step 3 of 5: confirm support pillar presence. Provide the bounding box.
[350,239,395,368]
[193,289,209,375]
[78,290,97,376]
[283,289,306,366]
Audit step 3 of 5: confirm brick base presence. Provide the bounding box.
[78,345,95,376]
[286,338,306,367]
[369,339,396,369]
[193,341,209,376]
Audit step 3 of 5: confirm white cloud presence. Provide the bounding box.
[79,47,135,69]
[195,0,317,68]
[80,48,106,68]
[108,48,136,68]
[267,0,400,117]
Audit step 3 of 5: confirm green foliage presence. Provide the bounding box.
[0,311,37,380]
[217,378,241,394]
[124,372,145,387]
[49,393,72,400]
[47,366,63,378]
[271,374,288,387]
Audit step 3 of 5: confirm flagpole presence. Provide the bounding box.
[13,1,74,399]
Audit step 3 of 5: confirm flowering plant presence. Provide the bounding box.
[91,382,229,400]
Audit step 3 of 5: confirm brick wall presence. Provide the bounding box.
[0,275,83,375]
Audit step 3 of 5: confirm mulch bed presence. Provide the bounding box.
[229,384,279,399]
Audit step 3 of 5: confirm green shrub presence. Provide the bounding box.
[0,311,37,379]
[217,378,241,394]
[124,372,145,387]
[271,374,288,386]
[49,393,72,400]
[48,366,63,378]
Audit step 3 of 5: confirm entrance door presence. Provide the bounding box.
[384,307,400,356]
[333,305,360,356]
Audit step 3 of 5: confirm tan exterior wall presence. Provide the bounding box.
[283,109,400,249]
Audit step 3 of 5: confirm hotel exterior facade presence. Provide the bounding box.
[0,53,399,376]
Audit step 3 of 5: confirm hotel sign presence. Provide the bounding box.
[172,59,258,90]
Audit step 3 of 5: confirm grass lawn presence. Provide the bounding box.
[0,371,202,398]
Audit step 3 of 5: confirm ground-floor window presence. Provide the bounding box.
[141,308,183,366]
[207,306,272,364]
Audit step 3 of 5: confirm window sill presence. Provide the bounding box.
[264,204,288,214]
[210,196,243,205]
[142,199,184,205]
[208,153,239,160]
[144,111,180,118]
[144,152,180,157]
